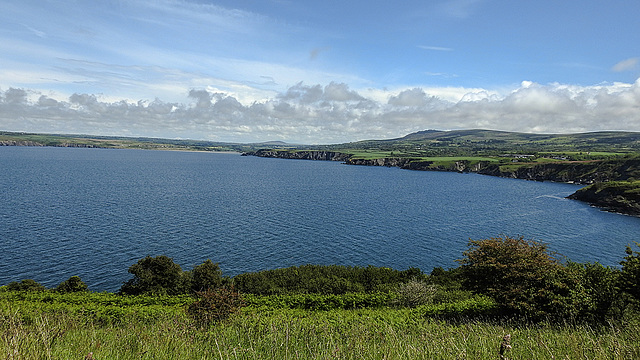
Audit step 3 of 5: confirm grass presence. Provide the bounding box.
[2,293,640,359]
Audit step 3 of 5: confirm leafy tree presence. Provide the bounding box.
[619,242,640,304]
[4,279,46,292]
[568,262,620,320]
[189,259,224,293]
[458,235,590,320]
[120,255,186,295]
[55,275,88,293]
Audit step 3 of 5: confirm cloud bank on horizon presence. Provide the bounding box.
[1,0,639,144]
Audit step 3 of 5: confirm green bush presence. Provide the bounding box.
[120,255,186,295]
[392,278,436,307]
[233,264,423,295]
[619,242,640,305]
[569,261,620,320]
[188,259,226,293]
[459,235,591,320]
[243,292,394,310]
[3,279,46,292]
[55,276,88,293]
[187,286,245,326]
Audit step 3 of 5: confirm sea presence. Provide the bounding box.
[1,146,639,292]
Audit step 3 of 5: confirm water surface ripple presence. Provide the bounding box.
[1,147,639,291]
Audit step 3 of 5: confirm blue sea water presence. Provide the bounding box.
[1,146,639,292]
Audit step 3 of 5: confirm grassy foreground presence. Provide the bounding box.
[2,299,640,359]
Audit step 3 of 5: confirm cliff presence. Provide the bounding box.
[247,150,640,184]
[0,140,99,148]
[567,181,640,216]
[477,159,640,184]
[245,149,353,162]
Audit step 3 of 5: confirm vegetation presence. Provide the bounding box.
[459,236,591,320]
[3,240,640,358]
[0,130,292,152]
[233,264,422,295]
[568,180,640,215]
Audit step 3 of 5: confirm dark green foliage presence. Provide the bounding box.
[569,262,620,320]
[429,266,463,289]
[55,275,88,293]
[232,264,423,295]
[459,236,591,320]
[188,259,225,293]
[619,242,640,303]
[3,279,46,292]
[187,286,245,326]
[120,255,186,295]
[243,292,394,310]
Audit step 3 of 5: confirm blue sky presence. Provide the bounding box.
[1,0,639,143]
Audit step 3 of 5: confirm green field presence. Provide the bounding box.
[2,291,640,359]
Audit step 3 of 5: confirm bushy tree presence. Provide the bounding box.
[4,279,46,292]
[189,259,224,293]
[459,236,590,320]
[120,255,186,295]
[619,242,640,304]
[569,262,620,320]
[55,275,88,293]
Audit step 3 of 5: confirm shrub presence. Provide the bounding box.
[187,286,245,326]
[569,261,620,320]
[233,264,423,295]
[4,279,46,292]
[619,242,640,304]
[189,259,225,293]
[458,235,591,320]
[55,275,88,293]
[120,255,186,295]
[392,278,437,307]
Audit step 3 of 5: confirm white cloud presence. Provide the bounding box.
[1,79,639,144]
[418,45,454,52]
[438,0,484,19]
[612,58,639,72]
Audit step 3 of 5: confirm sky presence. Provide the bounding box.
[0,0,639,144]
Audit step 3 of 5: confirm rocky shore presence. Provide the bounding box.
[567,181,640,216]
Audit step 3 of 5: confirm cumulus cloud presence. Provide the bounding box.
[1,79,639,144]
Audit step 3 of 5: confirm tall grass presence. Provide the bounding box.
[2,305,640,359]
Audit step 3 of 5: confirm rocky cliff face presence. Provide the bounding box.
[0,140,45,146]
[478,159,640,185]
[567,181,640,216]
[246,149,353,162]
[0,140,99,148]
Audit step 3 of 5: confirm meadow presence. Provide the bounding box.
[3,292,640,359]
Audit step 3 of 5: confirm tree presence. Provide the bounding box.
[120,255,186,295]
[4,279,46,292]
[458,235,590,319]
[619,242,640,303]
[55,275,88,293]
[189,259,224,293]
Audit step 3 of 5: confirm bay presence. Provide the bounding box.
[1,146,639,292]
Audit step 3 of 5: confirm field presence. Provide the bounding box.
[2,291,640,359]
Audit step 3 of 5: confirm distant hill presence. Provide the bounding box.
[325,129,640,155]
